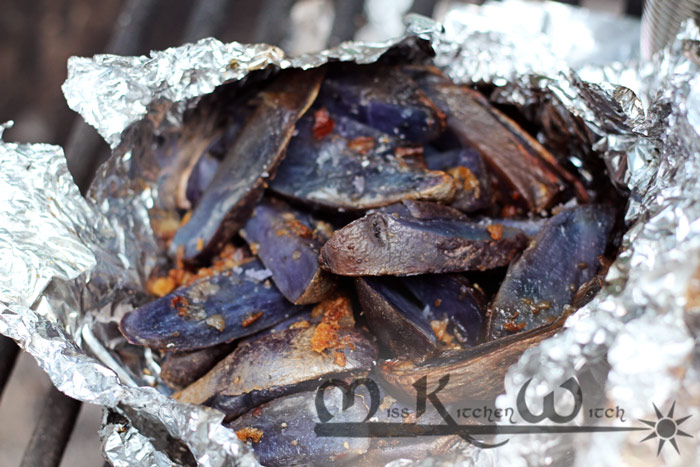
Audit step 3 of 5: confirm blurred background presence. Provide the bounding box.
[0,0,642,466]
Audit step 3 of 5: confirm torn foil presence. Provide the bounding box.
[1,1,698,466]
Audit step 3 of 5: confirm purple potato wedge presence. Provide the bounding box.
[160,311,315,389]
[245,309,318,342]
[155,85,257,212]
[155,120,221,212]
[170,68,324,264]
[401,274,485,346]
[175,326,377,420]
[317,64,446,143]
[160,341,237,389]
[355,275,485,360]
[378,320,563,405]
[182,104,264,207]
[269,113,455,210]
[320,202,528,276]
[226,387,371,466]
[184,149,221,207]
[410,67,565,212]
[241,198,335,305]
[487,205,614,339]
[355,277,439,360]
[424,148,493,213]
[119,260,310,351]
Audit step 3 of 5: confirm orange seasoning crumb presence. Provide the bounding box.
[249,242,260,255]
[434,298,442,307]
[311,303,324,319]
[430,318,457,347]
[171,296,189,317]
[347,136,375,154]
[235,427,263,444]
[285,218,312,238]
[312,107,334,139]
[289,320,311,329]
[311,322,340,353]
[447,166,480,197]
[333,350,347,367]
[242,311,263,327]
[252,407,263,418]
[311,295,356,353]
[168,268,187,285]
[148,276,176,297]
[180,210,192,226]
[503,322,526,333]
[158,243,252,292]
[196,237,204,251]
[175,245,186,270]
[487,224,503,241]
[394,146,424,159]
[149,210,181,242]
[312,295,354,326]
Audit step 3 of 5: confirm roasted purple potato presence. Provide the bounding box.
[117,62,623,466]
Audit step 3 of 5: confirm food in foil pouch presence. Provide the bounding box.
[2,2,700,466]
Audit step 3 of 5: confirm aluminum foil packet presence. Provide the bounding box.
[1,0,699,465]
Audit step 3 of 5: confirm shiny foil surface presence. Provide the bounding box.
[1,1,699,465]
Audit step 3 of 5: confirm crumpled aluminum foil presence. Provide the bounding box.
[2,0,699,465]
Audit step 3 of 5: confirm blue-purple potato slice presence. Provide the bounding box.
[410,67,565,212]
[355,277,439,360]
[244,309,318,343]
[268,113,455,210]
[241,198,335,305]
[355,275,484,359]
[487,205,614,339]
[378,321,562,405]
[319,201,528,276]
[160,341,237,389]
[184,149,221,207]
[175,326,377,420]
[402,274,485,346]
[170,68,324,264]
[119,260,309,351]
[160,311,315,389]
[226,387,371,466]
[155,85,257,212]
[424,148,493,213]
[316,64,446,143]
[156,126,220,212]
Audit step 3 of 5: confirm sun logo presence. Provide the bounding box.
[639,402,693,456]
